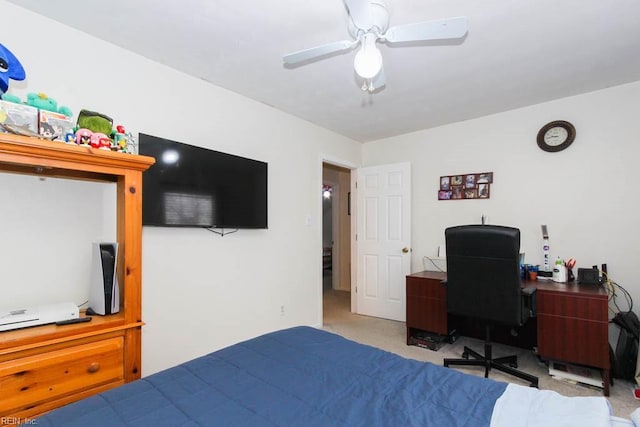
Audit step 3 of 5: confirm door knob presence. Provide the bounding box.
[402,247,410,253]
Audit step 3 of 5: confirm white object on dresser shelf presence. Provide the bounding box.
[0,302,79,332]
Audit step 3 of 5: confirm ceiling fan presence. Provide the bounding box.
[283,0,468,92]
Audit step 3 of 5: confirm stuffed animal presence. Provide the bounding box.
[0,92,73,118]
[75,128,93,146]
[77,109,112,134]
[25,93,72,117]
[1,93,21,104]
[0,43,25,94]
[90,132,111,150]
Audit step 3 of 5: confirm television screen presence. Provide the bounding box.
[139,133,267,229]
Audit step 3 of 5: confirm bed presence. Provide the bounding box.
[30,326,634,427]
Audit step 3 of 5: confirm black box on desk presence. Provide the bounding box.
[578,268,600,285]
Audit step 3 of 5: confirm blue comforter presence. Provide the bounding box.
[33,326,507,426]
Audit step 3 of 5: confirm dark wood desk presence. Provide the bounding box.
[406,271,610,395]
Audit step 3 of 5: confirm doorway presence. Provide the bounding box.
[322,162,352,321]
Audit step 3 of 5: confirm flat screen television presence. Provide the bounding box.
[139,133,267,229]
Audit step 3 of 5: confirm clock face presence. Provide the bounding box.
[537,121,575,152]
[543,126,569,146]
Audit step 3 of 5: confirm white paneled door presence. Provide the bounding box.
[356,163,411,321]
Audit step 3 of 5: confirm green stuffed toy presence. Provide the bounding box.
[25,93,72,117]
[76,109,113,135]
[1,92,73,117]
[1,93,21,104]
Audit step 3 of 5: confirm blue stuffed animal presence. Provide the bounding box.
[0,43,25,94]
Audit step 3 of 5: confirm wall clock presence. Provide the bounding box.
[536,120,576,152]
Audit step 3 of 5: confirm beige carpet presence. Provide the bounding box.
[322,289,639,419]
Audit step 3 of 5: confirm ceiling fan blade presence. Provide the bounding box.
[384,16,468,43]
[344,0,375,30]
[283,39,356,65]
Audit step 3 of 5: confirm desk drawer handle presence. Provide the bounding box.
[87,362,101,373]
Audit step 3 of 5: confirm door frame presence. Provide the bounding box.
[322,174,340,290]
[319,155,358,324]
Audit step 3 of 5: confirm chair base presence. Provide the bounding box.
[444,343,539,388]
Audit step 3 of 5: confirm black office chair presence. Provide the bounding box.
[442,224,538,387]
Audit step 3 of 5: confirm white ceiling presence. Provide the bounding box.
[9,0,640,142]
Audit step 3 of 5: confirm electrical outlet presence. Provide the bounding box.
[280,305,285,316]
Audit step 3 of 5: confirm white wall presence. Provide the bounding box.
[0,2,361,375]
[363,81,640,315]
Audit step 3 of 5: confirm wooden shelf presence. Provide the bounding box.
[0,133,154,176]
[0,133,155,421]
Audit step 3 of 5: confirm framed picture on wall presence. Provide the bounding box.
[451,186,463,199]
[478,183,490,198]
[438,190,452,200]
[440,176,450,190]
[464,189,477,199]
[437,171,493,201]
[465,174,476,188]
[477,172,493,184]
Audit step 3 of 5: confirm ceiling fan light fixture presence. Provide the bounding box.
[353,33,382,79]
[283,1,468,92]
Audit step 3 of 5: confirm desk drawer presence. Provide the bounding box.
[406,276,448,335]
[0,337,124,414]
[538,314,609,368]
[537,290,609,368]
[537,292,607,321]
[406,276,446,298]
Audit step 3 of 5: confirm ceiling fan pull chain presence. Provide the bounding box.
[359,79,375,93]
